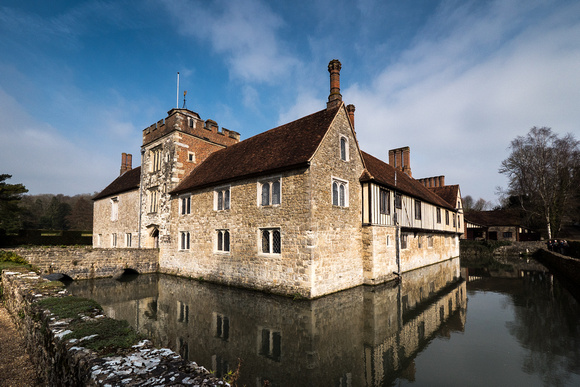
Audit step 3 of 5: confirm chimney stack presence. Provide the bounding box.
[346,104,355,129]
[120,153,133,175]
[388,147,412,177]
[327,59,342,109]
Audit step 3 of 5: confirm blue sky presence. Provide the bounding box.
[1,0,579,205]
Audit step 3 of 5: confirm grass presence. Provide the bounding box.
[65,318,143,355]
[0,250,36,273]
[37,296,101,319]
[37,296,143,356]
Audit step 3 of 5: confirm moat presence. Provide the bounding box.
[66,257,580,386]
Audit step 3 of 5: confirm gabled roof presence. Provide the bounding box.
[464,210,524,227]
[428,185,460,209]
[172,105,342,194]
[360,151,454,210]
[93,167,141,200]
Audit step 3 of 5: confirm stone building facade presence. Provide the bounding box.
[93,60,464,298]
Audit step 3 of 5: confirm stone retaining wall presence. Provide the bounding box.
[1,269,227,386]
[4,247,159,280]
[535,248,580,284]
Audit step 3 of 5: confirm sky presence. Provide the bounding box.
[1,0,579,205]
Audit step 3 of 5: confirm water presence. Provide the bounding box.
[67,258,580,386]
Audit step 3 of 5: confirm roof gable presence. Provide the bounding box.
[93,167,141,201]
[429,185,460,208]
[172,105,341,194]
[360,151,453,210]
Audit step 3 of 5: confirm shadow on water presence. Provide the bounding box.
[66,257,580,386]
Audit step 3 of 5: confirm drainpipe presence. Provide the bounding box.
[394,213,401,277]
[138,149,144,248]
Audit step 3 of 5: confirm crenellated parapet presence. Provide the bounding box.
[142,108,240,147]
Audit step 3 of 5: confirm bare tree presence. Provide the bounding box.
[462,195,491,211]
[499,127,579,239]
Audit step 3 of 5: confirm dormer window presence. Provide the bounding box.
[340,136,349,161]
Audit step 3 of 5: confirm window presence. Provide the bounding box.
[458,215,461,228]
[453,213,456,227]
[259,328,281,362]
[332,178,348,207]
[261,228,281,254]
[216,230,230,252]
[436,208,442,224]
[151,147,162,172]
[148,188,158,213]
[395,193,402,209]
[180,231,190,250]
[418,235,423,248]
[125,233,132,247]
[379,189,390,215]
[415,200,422,220]
[340,136,349,161]
[215,313,230,341]
[428,235,434,248]
[180,196,191,215]
[401,234,408,249]
[110,197,119,221]
[111,233,117,247]
[97,234,102,247]
[260,179,281,206]
[215,187,230,210]
[177,301,189,323]
[188,118,194,128]
[503,232,513,238]
[446,210,450,225]
[187,152,195,162]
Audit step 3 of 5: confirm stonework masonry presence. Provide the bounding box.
[5,247,158,280]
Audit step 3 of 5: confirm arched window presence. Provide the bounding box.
[259,178,281,206]
[262,183,270,206]
[332,182,339,206]
[340,137,348,161]
[217,191,223,210]
[332,178,348,207]
[339,184,345,207]
[271,180,280,205]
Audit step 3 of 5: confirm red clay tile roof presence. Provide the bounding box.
[172,105,342,194]
[428,185,460,208]
[464,210,523,227]
[93,167,141,200]
[360,151,454,210]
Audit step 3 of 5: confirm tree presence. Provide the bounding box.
[462,195,491,211]
[499,127,580,239]
[0,174,28,232]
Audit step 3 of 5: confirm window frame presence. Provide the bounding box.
[150,146,162,172]
[260,228,281,255]
[395,193,402,209]
[331,177,349,207]
[214,186,231,211]
[414,200,422,220]
[445,210,450,225]
[111,233,117,248]
[125,233,132,247]
[436,208,442,224]
[216,229,230,253]
[339,136,349,161]
[148,188,158,213]
[259,177,282,206]
[379,188,390,215]
[179,231,190,250]
[110,197,119,221]
[180,195,191,215]
[401,233,408,250]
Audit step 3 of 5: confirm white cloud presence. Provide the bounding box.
[343,0,580,204]
[163,0,299,84]
[0,87,123,195]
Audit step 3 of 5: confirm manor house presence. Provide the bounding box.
[93,60,464,298]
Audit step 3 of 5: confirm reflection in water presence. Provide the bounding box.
[68,258,465,386]
[66,259,580,386]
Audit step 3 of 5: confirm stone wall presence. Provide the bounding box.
[535,248,580,284]
[93,189,140,248]
[5,246,158,280]
[0,269,226,386]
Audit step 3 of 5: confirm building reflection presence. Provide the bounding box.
[68,257,466,386]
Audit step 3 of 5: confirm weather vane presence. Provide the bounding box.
[182,90,187,109]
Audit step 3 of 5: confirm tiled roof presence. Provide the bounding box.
[428,185,460,209]
[464,210,523,227]
[172,105,342,194]
[93,167,141,200]
[360,151,454,210]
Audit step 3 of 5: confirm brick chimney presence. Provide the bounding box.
[327,59,342,109]
[120,153,133,175]
[388,147,412,177]
[346,104,355,128]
